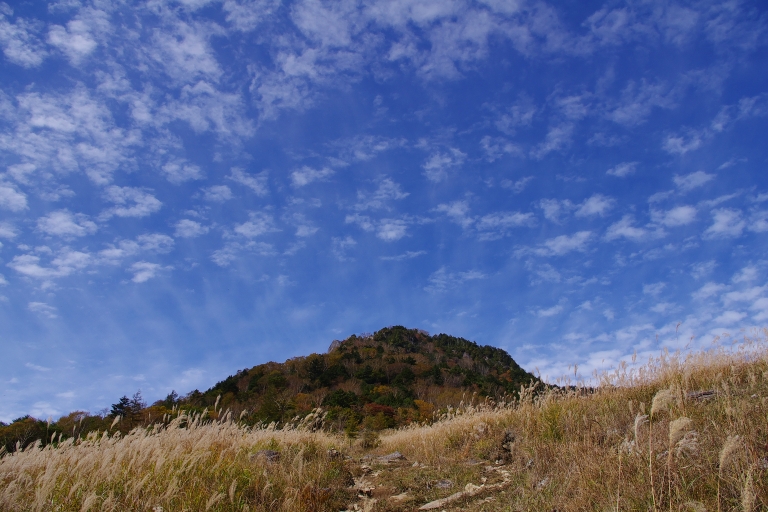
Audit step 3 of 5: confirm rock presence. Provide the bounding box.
[377,451,406,462]
[419,490,466,510]
[327,448,343,459]
[390,492,409,502]
[250,449,280,463]
[434,479,453,489]
[328,339,342,352]
[501,429,516,453]
[686,390,716,401]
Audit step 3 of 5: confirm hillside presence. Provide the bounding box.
[185,326,538,430]
[1,330,766,511]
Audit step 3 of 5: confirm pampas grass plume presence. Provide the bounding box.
[650,388,675,417]
[741,467,755,512]
[719,435,741,473]
[669,417,693,449]
[633,413,648,442]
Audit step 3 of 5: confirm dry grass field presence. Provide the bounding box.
[2,329,767,511]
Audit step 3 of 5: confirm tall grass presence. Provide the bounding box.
[2,329,766,511]
[0,412,352,511]
[375,329,768,511]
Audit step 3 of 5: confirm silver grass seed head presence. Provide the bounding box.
[668,416,693,448]
[633,413,648,442]
[742,467,756,512]
[719,434,741,472]
[650,388,675,417]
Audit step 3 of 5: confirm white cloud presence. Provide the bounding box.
[536,304,563,317]
[48,18,98,65]
[355,178,408,210]
[129,261,168,283]
[175,219,209,238]
[4,88,139,184]
[480,136,522,161]
[534,231,592,256]
[162,81,254,137]
[605,215,650,241]
[476,211,535,239]
[150,20,221,84]
[692,281,726,300]
[643,282,666,295]
[8,249,92,279]
[292,213,318,237]
[203,185,233,202]
[531,263,561,283]
[211,240,274,266]
[435,200,473,228]
[732,266,758,283]
[606,80,676,126]
[673,171,714,191]
[500,176,533,193]
[234,212,279,238]
[377,219,408,241]
[650,302,673,313]
[557,94,591,120]
[722,286,766,305]
[25,361,51,371]
[291,166,334,187]
[704,208,744,239]
[162,160,204,184]
[0,11,48,67]
[691,260,717,279]
[531,123,573,159]
[575,194,614,217]
[750,298,768,322]
[136,233,174,253]
[425,266,485,293]
[539,198,573,223]
[345,213,374,232]
[229,168,268,196]
[331,236,356,261]
[422,148,466,182]
[0,221,18,239]
[748,210,768,232]
[606,161,637,177]
[331,135,408,163]
[652,205,697,227]
[97,233,174,264]
[437,201,535,239]
[102,186,162,219]
[380,250,426,261]
[37,210,97,238]
[663,132,702,155]
[713,310,747,325]
[222,0,279,31]
[493,94,537,134]
[28,301,57,319]
[0,180,28,211]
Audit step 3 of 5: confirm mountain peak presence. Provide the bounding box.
[191,326,537,430]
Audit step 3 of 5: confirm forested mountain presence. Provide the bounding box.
[1,326,537,452]
[185,326,537,430]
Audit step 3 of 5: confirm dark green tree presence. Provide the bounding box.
[110,396,131,418]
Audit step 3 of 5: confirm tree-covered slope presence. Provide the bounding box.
[184,326,537,429]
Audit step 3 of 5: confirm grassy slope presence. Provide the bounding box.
[1,330,767,511]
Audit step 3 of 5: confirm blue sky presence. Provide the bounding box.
[1,0,767,422]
